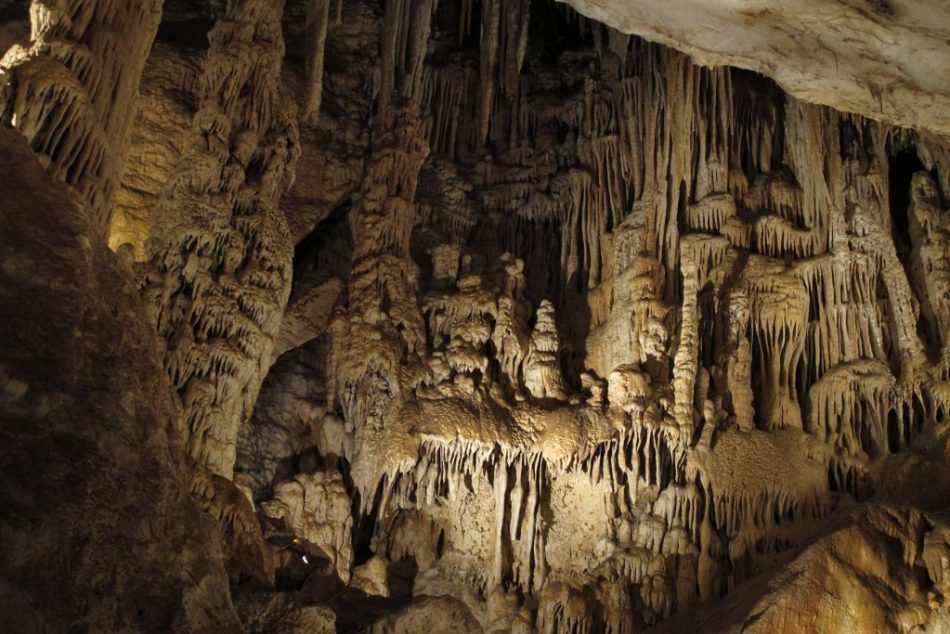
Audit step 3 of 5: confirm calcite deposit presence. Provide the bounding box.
[0,0,949,632]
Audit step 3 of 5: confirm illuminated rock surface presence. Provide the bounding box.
[558,0,950,139]
[0,0,949,631]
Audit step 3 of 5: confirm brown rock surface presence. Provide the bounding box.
[0,127,239,631]
[1,0,949,632]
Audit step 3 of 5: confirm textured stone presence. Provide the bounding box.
[369,596,483,634]
[0,127,240,631]
[560,0,950,139]
[260,470,353,583]
[2,0,950,632]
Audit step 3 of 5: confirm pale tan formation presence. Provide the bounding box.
[351,555,391,597]
[1,0,950,632]
[558,0,950,139]
[142,0,300,480]
[0,0,162,235]
[260,470,353,582]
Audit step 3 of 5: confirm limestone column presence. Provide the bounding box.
[144,0,300,480]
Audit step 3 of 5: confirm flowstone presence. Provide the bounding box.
[1,0,949,632]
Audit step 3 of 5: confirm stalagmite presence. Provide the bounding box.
[671,237,701,432]
[143,0,300,479]
[4,1,950,632]
[523,300,568,400]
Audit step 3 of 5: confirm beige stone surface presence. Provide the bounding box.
[1,0,950,632]
[260,470,354,583]
[369,595,483,634]
[560,0,950,139]
[351,556,392,597]
[652,504,950,633]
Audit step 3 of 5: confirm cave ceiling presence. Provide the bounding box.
[0,0,949,632]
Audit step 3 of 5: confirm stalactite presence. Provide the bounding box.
[808,360,895,459]
[303,0,333,125]
[0,0,162,237]
[477,0,501,144]
[421,62,479,156]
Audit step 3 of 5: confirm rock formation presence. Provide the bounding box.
[143,0,300,480]
[1,0,949,632]
[0,0,163,235]
[558,0,950,139]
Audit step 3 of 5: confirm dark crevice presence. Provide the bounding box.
[888,146,941,357]
[291,197,354,301]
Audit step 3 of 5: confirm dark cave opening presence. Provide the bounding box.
[887,145,941,356]
[156,0,217,49]
[887,147,921,257]
[291,197,353,299]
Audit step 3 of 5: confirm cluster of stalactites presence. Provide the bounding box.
[420,63,479,158]
[363,426,702,624]
[415,31,741,299]
[475,0,531,143]
[316,7,950,630]
[327,0,442,437]
[0,0,163,236]
[663,98,920,441]
[370,437,683,603]
[808,360,896,460]
[377,0,440,120]
[678,96,950,485]
[569,65,950,618]
[143,0,300,480]
[378,441,549,594]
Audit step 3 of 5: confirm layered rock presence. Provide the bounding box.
[0,126,240,631]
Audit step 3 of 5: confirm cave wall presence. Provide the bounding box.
[1,0,949,632]
[0,126,241,631]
